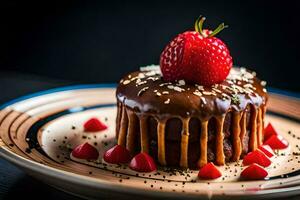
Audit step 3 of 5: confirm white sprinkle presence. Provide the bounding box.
[137,87,149,96]
[130,76,138,81]
[137,81,147,86]
[159,83,172,87]
[244,88,253,94]
[222,93,230,98]
[195,84,204,90]
[203,91,213,95]
[154,90,158,92]
[242,77,249,82]
[226,80,234,85]
[261,81,267,87]
[200,97,207,104]
[212,88,222,93]
[243,84,253,88]
[145,71,157,76]
[178,80,185,86]
[156,92,162,96]
[173,86,185,92]
[263,88,267,93]
[227,67,255,81]
[193,91,202,97]
[138,73,146,79]
[140,65,156,71]
[147,76,160,81]
[123,80,131,85]
[162,91,169,94]
[221,85,228,90]
[164,98,170,104]
[167,85,174,89]
[140,64,161,73]
[240,67,246,73]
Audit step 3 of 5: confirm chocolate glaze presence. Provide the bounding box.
[116,66,267,119]
[116,65,268,169]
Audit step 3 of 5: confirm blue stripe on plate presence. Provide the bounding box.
[0,84,298,110]
[0,83,116,110]
[268,87,300,99]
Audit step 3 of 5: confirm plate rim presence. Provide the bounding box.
[0,84,300,199]
[0,83,117,110]
[2,145,300,199]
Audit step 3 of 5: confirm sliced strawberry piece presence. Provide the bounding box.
[258,145,275,158]
[264,134,289,150]
[72,142,99,160]
[103,145,131,164]
[198,162,222,179]
[241,164,268,180]
[243,150,271,167]
[84,117,108,132]
[129,152,157,172]
[264,123,278,141]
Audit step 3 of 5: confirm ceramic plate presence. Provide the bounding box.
[0,84,300,200]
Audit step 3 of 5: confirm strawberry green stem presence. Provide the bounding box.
[194,16,206,36]
[194,16,200,33]
[208,23,228,37]
[194,16,228,37]
[198,17,206,35]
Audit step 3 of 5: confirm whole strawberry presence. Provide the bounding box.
[160,16,233,86]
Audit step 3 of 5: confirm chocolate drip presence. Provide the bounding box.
[239,111,247,156]
[232,112,242,161]
[249,107,258,151]
[198,120,208,167]
[262,105,267,142]
[157,119,167,165]
[139,116,149,153]
[241,105,252,157]
[116,104,266,168]
[179,118,190,168]
[257,107,263,146]
[126,109,138,154]
[117,105,128,147]
[116,102,122,139]
[215,116,225,165]
[188,118,201,168]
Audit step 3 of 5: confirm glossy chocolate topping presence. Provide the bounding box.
[116,65,268,119]
[116,65,268,168]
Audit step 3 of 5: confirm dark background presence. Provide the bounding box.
[1,0,300,93]
[0,1,299,199]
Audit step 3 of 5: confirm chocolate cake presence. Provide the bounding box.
[115,65,267,169]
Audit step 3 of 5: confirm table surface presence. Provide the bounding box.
[0,70,299,200]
